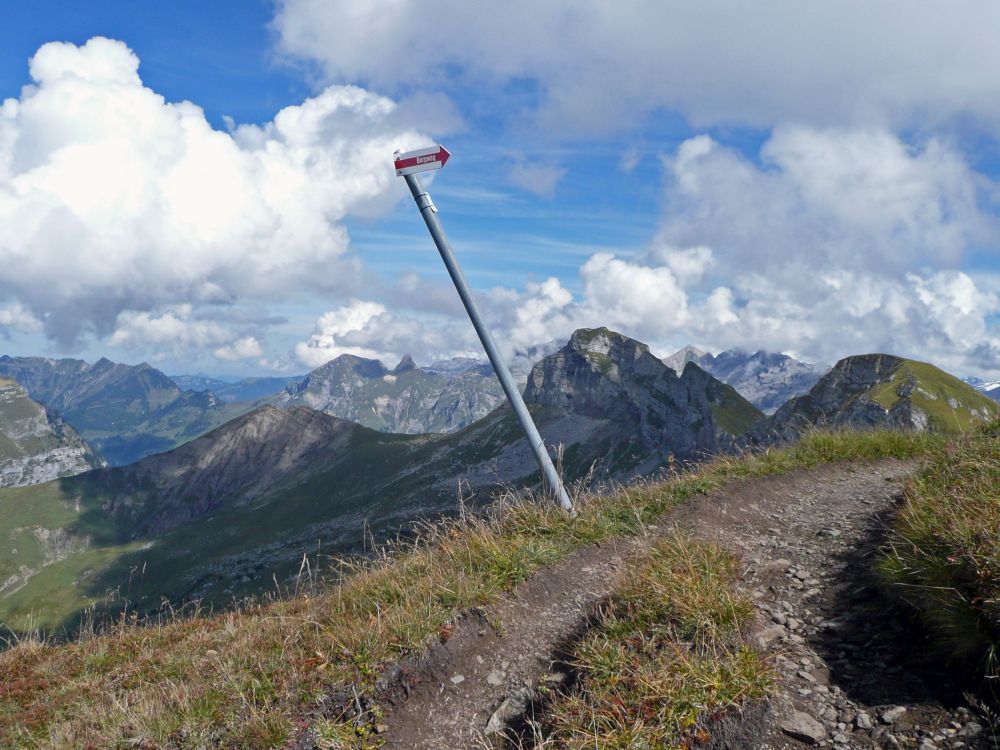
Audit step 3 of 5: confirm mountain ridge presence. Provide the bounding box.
[663,345,822,413]
[754,353,999,441]
[0,327,758,629]
[0,356,250,466]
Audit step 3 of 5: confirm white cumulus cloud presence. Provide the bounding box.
[274,0,1000,135]
[214,336,264,362]
[0,302,43,334]
[340,127,1000,377]
[110,305,267,362]
[0,37,429,347]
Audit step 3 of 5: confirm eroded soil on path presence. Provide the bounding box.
[344,460,994,749]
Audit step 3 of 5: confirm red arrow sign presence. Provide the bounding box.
[394,144,451,176]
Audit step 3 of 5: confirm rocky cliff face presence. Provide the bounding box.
[425,357,494,378]
[275,354,505,434]
[755,354,999,441]
[524,328,763,474]
[664,346,823,414]
[0,377,100,487]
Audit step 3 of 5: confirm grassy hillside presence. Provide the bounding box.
[868,358,999,431]
[0,429,940,747]
[0,406,584,632]
[0,423,437,632]
[708,377,764,436]
[761,353,999,441]
[540,534,770,748]
[880,418,1000,692]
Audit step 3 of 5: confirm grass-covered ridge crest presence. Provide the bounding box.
[0,428,942,747]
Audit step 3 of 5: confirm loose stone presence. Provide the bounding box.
[780,711,827,745]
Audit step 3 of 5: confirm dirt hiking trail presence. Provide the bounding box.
[363,460,993,750]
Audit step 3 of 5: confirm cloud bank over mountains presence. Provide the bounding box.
[299,128,999,377]
[0,37,426,355]
[273,0,1000,377]
[0,5,998,378]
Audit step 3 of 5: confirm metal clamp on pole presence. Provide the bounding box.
[393,145,575,514]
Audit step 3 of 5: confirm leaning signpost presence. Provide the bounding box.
[394,145,575,513]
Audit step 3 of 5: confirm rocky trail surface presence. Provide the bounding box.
[676,461,992,750]
[336,461,994,749]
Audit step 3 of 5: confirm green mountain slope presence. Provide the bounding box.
[0,329,760,633]
[757,353,998,441]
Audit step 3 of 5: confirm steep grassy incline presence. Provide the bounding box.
[760,353,998,440]
[0,430,940,748]
[866,359,999,431]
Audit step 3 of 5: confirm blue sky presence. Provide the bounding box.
[0,2,997,378]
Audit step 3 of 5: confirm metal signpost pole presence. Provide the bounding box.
[394,146,574,513]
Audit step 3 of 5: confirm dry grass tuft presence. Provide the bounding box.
[536,533,770,749]
[880,418,1000,690]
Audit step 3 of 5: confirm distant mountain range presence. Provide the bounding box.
[1,343,991,482]
[0,356,251,466]
[663,346,823,414]
[170,374,304,403]
[0,328,996,634]
[964,376,1000,403]
[0,327,761,631]
[271,353,506,434]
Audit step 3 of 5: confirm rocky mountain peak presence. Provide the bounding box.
[330,354,390,379]
[662,345,709,374]
[664,344,823,413]
[528,328,667,413]
[276,350,506,434]
[568,327,649,361]
[392,354,417,374]
[525,328,763,469]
